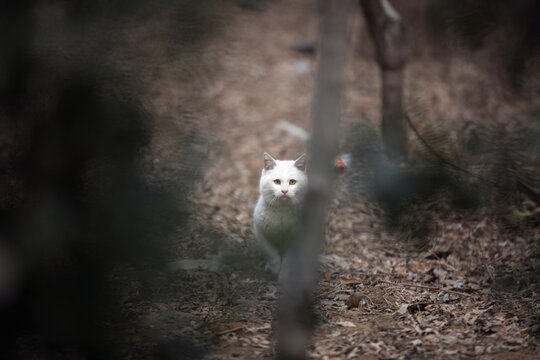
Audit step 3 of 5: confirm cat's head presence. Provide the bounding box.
[259,152,307,205]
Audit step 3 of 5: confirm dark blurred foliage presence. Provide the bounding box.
[346,112,540,248]
[424,0,540,90]
[345,0,540,247]
[0,0,225,358]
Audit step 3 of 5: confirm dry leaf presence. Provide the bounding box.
[367,341,384,353]
[341,278,363,285]
[323,271,333,281]
[397,304,409,315]
[336,321,356,328]
[346,293,362,309]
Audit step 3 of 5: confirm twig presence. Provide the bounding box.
[378,279,476,298]
[404,113,467,174]
[404,112,499,187]
[216,325,245,335]
[326,343,361,357]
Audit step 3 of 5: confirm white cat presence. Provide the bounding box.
[253,152,307,277]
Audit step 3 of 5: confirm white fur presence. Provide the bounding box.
[253,153,307,277]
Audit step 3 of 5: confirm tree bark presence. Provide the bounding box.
[276,1,354,359]
[360,0,408,162]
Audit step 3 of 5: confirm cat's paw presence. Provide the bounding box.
[264,261,281,279]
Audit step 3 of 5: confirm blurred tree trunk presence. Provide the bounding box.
[360,0,408,162]
[276,0,354,359]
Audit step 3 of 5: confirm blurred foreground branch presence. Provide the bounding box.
[0,1,222,357]
[276,1,354,359]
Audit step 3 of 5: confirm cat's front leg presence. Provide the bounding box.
[264,259,281,278]
[254,226,282,277]
[277,250,293,284]
[260,241,281,278]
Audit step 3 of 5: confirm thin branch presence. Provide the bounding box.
[404,112,500,187]
[216,326,245,336]
[378,279,477,298]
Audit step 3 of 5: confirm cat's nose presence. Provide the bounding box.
[281,189,288,194]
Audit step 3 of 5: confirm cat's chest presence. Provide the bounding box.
[256,202,299,239]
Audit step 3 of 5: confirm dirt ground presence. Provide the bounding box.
[117,1,540,359]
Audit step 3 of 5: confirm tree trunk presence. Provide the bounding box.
[276,1,354,359]
[360,0,408,162]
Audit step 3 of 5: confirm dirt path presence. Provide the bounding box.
[122,2,540,359]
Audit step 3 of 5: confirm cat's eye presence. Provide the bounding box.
[289,179,297,185]
[273,179,281,185]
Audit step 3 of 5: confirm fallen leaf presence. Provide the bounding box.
[320,254,350,270]
[336,321,356,328]
[340,278,363,285]
[474,346,485,355]
[323,271,332,281]
[424,334,439,343]
[367,341,384,353]
[394,265,408,277]
[442,336,459,345]
[397,304,409,315]
[439,293,460,303]
[408,262,434,272]
[346,293,362,309]
[333,294,350,301]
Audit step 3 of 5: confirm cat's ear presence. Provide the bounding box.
[264,152,276,170]
[294,153,307,171]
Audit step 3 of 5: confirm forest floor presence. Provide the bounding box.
[118,1,540,359]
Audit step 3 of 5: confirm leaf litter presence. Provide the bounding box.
[114,1,540,359]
